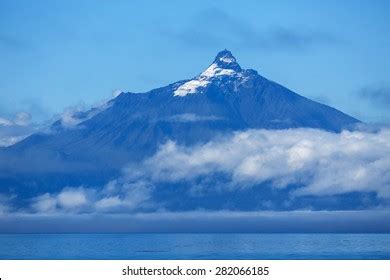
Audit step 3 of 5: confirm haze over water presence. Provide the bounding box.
[1,234,389,260]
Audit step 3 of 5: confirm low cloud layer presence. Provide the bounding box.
[1,210,390,233]
[123,128,390,199]
[2,128,389,215]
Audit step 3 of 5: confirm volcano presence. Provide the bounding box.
[0,50,361,209]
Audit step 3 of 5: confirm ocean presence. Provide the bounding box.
[0,233,389,260]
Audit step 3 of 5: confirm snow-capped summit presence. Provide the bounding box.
[174,50,247,97]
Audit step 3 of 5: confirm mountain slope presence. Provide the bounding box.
[0,50,360,202]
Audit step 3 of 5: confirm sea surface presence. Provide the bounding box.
[0,233,389,260]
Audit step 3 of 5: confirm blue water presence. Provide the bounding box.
[0,234,389,259]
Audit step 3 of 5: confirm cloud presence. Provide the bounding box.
[0,118,13,126]
[95,196,121,209]
[57,189,88,208]
[165,113,223,123]
[122,128,390,199]
[31,188,90,213]
[13,112,32,126]
[0,112,35,147]
[0,193,15,214]
[4,127,390,214]
[31,194,57,213]
[164,8,339,52]
[95,180,154,212]
[0,134,28,147]
[112,89,123,98]
[0,112,31,127]
[52,104,96,129]
[267,26,338,51]
[30,181,154,214]
[357,85,390,108]
[0,90,117,147]
[53,100,113,130]
[58,106,86,128]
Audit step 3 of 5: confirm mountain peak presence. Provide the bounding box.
[173,50,246,97]
[214,49,235,61]
[213,49,241,71]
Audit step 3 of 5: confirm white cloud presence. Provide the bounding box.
[95,196,122,209]
[58,100,113,129]
[12,128,390,214]
[30,182,153,214]
[0,118,13,126]
[32,188,90,213]
[123,128,390,199]
[59,107,84,128]
[0,135,29,147]
[13,112,32,126]
[0,112,35,147]
[166,113,223,123]
[0,112,31,127]
[95,180,154,211]
[57,189,88,208]
[0,194,14,214]
[112,89,123,98]
[32,193,57,213]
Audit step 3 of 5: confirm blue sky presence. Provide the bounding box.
[0,0,389,123]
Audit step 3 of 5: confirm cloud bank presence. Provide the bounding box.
[1,127,389,216]
[1,210,390,233]
[123,128,390,199]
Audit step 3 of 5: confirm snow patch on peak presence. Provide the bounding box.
[173,79,210,97]
[219,56,235,63]
[173,50,248,97]
[200,63,237,78]
[174,63,239,97]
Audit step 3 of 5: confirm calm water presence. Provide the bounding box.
[0,234,389,259]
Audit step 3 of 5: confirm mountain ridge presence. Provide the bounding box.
[0,50,361,208]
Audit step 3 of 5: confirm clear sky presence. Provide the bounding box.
[0,0,389,123]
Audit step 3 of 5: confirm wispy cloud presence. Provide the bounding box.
[96,179,155,212]
[164,113,223,123]
[30,181,154,214]
[0,112,35,147]
[0,112,31,127]
[164,8,339,52]
[0,193,15,214]
[357,85,390,108]
[50,98,114,130]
